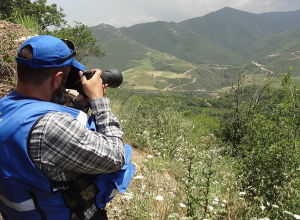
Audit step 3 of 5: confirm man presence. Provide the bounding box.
[0,35,135,220]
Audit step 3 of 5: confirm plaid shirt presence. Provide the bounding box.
[29,97,125,188]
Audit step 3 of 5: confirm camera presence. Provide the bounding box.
[65,68,123,97]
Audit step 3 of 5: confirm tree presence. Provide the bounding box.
[28,0,66,30]
[218,67,300,218]
[1,0,66,30]
[0,0,14,20]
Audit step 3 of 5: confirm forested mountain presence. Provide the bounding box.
[180,7,300,52]
[87,7,300,92]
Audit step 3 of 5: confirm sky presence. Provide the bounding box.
[46,0,300,28]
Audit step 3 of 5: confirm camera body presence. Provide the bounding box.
[65,68,123,97]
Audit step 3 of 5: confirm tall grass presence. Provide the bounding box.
[12,13,41,34]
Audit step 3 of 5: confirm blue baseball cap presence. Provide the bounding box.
[16,35,85,72]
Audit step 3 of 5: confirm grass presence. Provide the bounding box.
[106,91,251,219]
[106,85,300,219]
[13,14,41,34]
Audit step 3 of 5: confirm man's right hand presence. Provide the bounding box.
[80,69,107,101]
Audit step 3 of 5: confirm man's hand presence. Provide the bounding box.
[80,69,108,101]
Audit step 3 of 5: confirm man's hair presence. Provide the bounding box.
[17,45,71,85]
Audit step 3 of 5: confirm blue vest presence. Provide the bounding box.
[0,91,135,220]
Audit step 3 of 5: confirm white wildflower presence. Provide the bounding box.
[272,204,279,208]
[147,155,153,159]
[239,192,246,195]
[222,199,227,203]
[260,205,266,211]
[214,197,219,202]
[212,201,218,205]
[285,211,293,215]
[133,175,145,179]
[143,130,149,136]
[294,214,300,219]
[156,195,164,201]
[208,206,214,211]
[123,192,134,200]
[179,203,186,208]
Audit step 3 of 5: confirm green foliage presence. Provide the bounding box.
[13,14,41,34]
[0,0,103,66]
[0,0,15,20]
[217,67,300,218]
[4,0,66,31]
[107,89,237,219]
[113,91,181,155]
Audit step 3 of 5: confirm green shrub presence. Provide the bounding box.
[218,67,300,218]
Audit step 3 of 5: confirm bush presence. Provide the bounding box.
[218,67,300,218]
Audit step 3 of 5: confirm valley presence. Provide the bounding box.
[86,7,300,95]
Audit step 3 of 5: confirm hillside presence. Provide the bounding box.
[88,7,300,93]
[0,20,34,98]
[88,24,228,93]
[180,7,300,52]
[120,21,242,64]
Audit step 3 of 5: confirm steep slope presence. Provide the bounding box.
[120,21,243,65]
[180,7,300,52]
[258,9,300,33]
[241,25,300,74]
[240,25,300,59]
[88,24,149,71]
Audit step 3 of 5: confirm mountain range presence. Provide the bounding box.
[86,7,300,92]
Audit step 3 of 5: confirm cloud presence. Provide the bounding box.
[47,0,300,28]
[97,15,159,28]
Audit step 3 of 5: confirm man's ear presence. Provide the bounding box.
[52,71,64,90]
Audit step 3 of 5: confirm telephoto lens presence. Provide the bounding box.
[65,68,123,97]
[84,69,123,88]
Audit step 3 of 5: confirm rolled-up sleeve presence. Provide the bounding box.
[29,98,125,177]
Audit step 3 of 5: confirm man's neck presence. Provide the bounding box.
[16,82,51,101]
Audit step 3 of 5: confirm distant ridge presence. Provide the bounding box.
[87,7,300,91]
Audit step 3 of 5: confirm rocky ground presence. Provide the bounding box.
[0,20,34,98]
